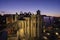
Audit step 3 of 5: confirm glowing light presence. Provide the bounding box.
[43,36,48,39]
[47,33,50,35]
[43,29,46,33]
[55,32,59,35]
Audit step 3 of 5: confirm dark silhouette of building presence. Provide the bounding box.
[0,15,6,30]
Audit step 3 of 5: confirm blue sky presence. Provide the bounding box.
[0,0,60,17]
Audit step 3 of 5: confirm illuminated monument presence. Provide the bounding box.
[17,10,42,40]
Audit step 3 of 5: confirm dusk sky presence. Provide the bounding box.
[0,0,60,17]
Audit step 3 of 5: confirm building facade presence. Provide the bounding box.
[17,10,42,40]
